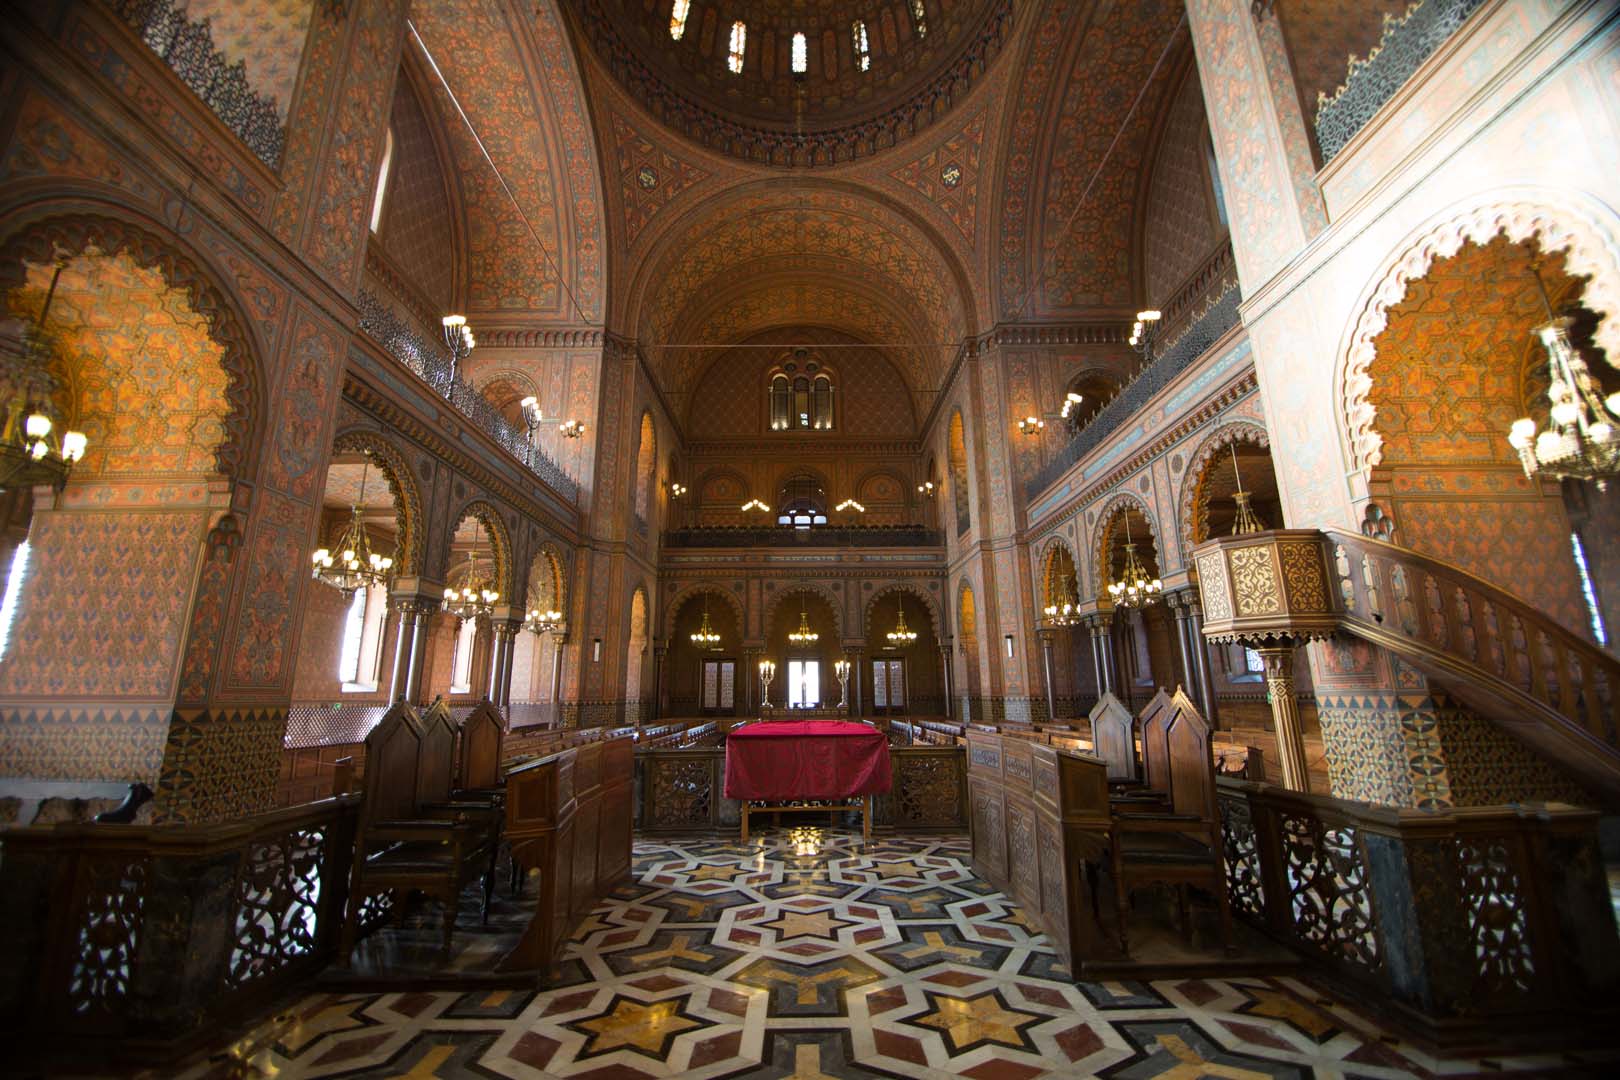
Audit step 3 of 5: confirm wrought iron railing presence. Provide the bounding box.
[112,0,286,169]
[356,292,580,502]
[664,524,943,548]
[1026,285,1242,500]
[1315,0,1488,163]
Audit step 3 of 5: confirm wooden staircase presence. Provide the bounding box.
[1194,528,1620,799]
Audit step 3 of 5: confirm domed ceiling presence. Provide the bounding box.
[565,0,1013,165]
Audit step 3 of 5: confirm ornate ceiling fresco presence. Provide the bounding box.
[563,0,1013,167]
[409,0,604,322]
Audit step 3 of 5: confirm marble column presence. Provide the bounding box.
[1185,595,1220,727]
[1038,627,1058,724]
[549,634,567,726]
[938,636,954,720]
[401,600,439,705]
[387,603,417,702]
[1258,645,1310,791]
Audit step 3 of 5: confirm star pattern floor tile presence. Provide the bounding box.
[171,829,1619,1079]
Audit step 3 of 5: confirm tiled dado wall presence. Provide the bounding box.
[154,706,288,823]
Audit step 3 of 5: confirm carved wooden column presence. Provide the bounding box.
[1038,627,1058,724]
[1257,645,1310,791]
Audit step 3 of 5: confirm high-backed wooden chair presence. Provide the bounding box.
[1108,688,1231,955]
[457,700,505,795]
[1088,693,1138,782]
[339,703,496,962]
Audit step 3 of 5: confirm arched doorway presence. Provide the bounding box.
[666,589,743,716]
[509,547,567,719]
[765,589,839,709]
[430,505,508,701]
[948,409,970,536]
[633,411,656,525]
[1039,542,1093,717]
[1097,502,1173,710]
[625,586,650,721]
[863,589,941,715]
[957,581,982,718]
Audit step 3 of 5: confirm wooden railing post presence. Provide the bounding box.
[1256,645,1310,792]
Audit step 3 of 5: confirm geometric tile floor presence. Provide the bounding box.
[173,829,1616,1078]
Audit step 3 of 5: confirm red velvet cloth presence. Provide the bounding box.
[723,721,893,801]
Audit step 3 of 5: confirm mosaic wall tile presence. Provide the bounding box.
[154,706,287,823]
[0,706,168,783]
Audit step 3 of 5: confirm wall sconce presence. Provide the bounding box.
[916,480,935,497]
[1059,391,1083,419]
[670,482,688,498]
[1017,416,1045,436]
[559,418,586,439]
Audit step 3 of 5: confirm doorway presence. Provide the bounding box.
[787,659,820,708]
[871,658,906,714]
[701,658,736,714]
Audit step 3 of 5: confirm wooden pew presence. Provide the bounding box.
[498,736,634,974]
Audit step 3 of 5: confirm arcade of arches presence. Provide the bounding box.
[3,0,1620,1072]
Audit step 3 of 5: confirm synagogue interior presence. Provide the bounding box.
[3,0,1620,1076]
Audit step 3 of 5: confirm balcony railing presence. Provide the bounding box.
[113,0,285,169]
[664,524,943,548]
[1315,0,1488,163]
[1025,284,1242,500]
[356,292,580,502]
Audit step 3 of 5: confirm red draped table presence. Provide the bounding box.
[724,720,893,839]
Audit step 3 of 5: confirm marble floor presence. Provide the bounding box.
[172,829,1610,1079]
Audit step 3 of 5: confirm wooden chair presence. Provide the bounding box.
[1108,688,1232,955]
[1089,692,1138,783]
[339,703,496,962]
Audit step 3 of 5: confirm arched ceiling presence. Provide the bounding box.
[629,183,974,402]
[408,0,605,323]
[565,0,1013,166]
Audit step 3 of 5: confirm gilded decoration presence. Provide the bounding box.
[1277,541,1328,611]
[1229,545,1281,617]
[1197,551,1233,622]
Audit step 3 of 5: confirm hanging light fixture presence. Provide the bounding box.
[1507,277,1620,489]
[1229,442,1265,534]
[444,518,499,621]
[1043,570,1081,627]
[787,596,819,645]
[2,261,89,492]
[1106,515,1162,608]
[311,458,395,598]
[690,594,722,650]
[887,595,918,646]
[524,606,563,634]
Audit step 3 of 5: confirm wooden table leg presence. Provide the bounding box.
[741,801,749,843]
[862,794,872,839]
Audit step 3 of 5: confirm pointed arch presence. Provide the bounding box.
[1177,421,1271,551]
[862,581,944,640]
[448,499,513,598]
[662,579,746,641]
[762,581,843,641]
[331,428,425,575]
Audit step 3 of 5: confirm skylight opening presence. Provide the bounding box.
[791,32,808,75]
[910,0,928,39]
[670,0,690,41]
[852,20,870,72]
[728,21,747,74]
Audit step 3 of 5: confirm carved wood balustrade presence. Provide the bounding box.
[1194,528,1620,797]
[1215,777,1619,1046]
[0,797,359,1057]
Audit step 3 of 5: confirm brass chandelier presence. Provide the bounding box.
[311,460,394,598]
[886,595,918,646]
[1229,442,1265,534]
[690,594,722,649]
[787,597,819,645]
[444,519,499,621]
[1508,315,1620,491]
[3,263,88,492]
[1043,571,1081,627]
[524,606,562,634]
[1106,516,1162,608]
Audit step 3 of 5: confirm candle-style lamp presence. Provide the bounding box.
[834,658,851,712]
[759,659,776,712]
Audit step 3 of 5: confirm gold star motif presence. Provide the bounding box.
[911,990,1039,1051]
[575,997,702,1056]
[762,908,852,940]
[870,860,927,879]
[689,864,745,881]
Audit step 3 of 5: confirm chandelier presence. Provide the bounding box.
[1016,415,1045,435]
[2,263,89,492]
[444,519,499,621]
[690,594,722,649]
[787,597,819,645]
[1107,516,1162,608]
[886,595,917,646]
[1229,442,1265,534]
[525,606,562,634]
[1508,315,1620,490]
[1043,572,1081,627]
[311,460,394,598]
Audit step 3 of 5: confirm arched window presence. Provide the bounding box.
[669,0,690,41]
[813,376,833,430]
[728,21,747,74]
[777,473,827,528]
[791,32,808,74]
[770,374,790,431]
[793,376,811,428]
[450,616,478,694]
[368,126,394,233]
[851,20,871,72]
[339,582,389,691]
[909,0,928,39]
[0,541,30,661]
[634,411,656,522]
